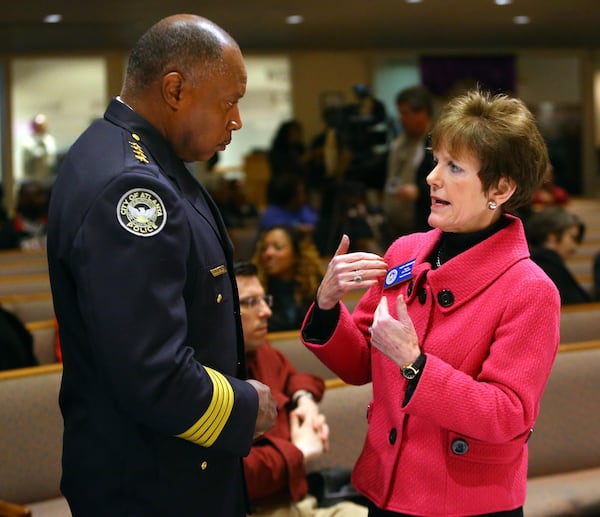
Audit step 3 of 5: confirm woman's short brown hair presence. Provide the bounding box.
[430,89,549,212]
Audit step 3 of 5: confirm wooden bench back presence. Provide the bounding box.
[559,302,600,343]
[0,365,63,505]
[307,382,372,474]
[0,292,54,323]
[0,274,50,296]
[528,341,600,477]
[25,319,57,365]
[268,330,338,380]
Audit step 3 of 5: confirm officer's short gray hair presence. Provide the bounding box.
[124,15,236,93]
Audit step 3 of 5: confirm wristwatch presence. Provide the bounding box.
[292,389,314,404]
[400,354,425,380]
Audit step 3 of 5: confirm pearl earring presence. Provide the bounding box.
[488,200,497,210]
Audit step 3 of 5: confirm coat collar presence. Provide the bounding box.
[391,215,530,311]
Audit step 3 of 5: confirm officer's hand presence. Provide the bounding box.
[246,379,278,439]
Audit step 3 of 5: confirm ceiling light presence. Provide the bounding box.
[44,14,62,23]
[513,15,531,24]
[285,15,303,24]
[405,0,423,3]
[494,0,512,5]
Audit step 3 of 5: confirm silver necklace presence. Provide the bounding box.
[435,249,442,268]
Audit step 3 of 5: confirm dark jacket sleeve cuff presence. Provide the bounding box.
[301,302,340,345]
[402,354,427,407]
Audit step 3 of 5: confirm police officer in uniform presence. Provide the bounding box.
[47,14,277,516]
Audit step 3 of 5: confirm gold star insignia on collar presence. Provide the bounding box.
[129,140,149,164]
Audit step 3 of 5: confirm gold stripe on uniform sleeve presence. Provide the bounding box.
[175,366,234,447]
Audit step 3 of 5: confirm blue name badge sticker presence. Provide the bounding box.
[384,259,416,289]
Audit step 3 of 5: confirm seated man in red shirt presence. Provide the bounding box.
[234,261,367,517]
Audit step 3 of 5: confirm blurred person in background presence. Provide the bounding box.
[0,304,37,371]
[22,113,58,185]
[343,84,391,196]
[314,180,383,257]
[12,180,49,250]
[0,184,19,249]
[268,119,313,181]
[382,85,435,240]
[525,205,592,304]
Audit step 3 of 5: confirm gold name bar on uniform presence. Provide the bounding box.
[210,265,227,277]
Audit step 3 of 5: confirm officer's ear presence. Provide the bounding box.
[162,72,185,109]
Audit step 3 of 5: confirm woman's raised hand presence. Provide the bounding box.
[316,234,388,310]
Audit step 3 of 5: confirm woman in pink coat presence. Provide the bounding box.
[301,89,560,517]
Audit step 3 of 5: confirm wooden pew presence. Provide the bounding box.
[228,225,259,261]
[342,289,367,313]
[0,274,50,296]
[565,259,593,278]
[559,302,600,343]
[571,243,600,260]
[0,292,54,323]
[25,319,57,365]
[584,229,600,241]
[525,340,600,516]
[0,249,47,263]
[0,258,48,276]
[0,499,32,517]
[268,329,338,380]
[0,364,69,516]
[1,337,598,516]
[268,302,600,379]
[306,381,372,476]
[558,338,600,352]
[567,197,600,226]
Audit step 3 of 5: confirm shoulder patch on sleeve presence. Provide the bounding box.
[117,188,167,237]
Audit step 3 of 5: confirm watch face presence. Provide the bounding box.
[402,365,418,380]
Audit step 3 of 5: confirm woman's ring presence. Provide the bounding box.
[353,273,363,283]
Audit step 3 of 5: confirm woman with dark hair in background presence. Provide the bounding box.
[253,224,324,331]
[525,205,592,304]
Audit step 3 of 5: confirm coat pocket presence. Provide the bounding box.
[445,431,525,465]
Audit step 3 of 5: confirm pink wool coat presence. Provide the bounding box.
[302,215,560,516]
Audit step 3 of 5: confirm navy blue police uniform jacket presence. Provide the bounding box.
[47,98,258,516]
